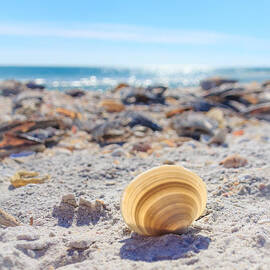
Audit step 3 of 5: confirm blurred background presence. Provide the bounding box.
[0,0,269,90]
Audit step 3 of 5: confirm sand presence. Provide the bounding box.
[0,84,270,269]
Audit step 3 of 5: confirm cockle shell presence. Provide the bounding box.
[121,165,207,236]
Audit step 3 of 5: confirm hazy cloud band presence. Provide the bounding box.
[0,23,268,49]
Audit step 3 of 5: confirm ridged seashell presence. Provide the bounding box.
[121,165,207,236]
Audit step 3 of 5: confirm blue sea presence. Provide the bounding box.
[0,66,269,91]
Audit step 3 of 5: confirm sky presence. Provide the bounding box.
[0,0,269,67]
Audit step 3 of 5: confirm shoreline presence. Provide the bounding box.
[0,66,270,92]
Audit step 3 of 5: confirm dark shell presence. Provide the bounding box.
[172,112,218,140]
[121,86,167,105]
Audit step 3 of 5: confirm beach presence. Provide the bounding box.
[0,78,270,269]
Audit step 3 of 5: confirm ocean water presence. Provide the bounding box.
[0,66,269,91]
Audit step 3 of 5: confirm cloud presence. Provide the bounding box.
[0,22,269,50]
[0,23,232,45]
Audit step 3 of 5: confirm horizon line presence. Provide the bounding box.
[0,64,270,69]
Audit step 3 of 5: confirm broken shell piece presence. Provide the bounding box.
[78,197,93,208]
[61,194,77,207]
[56,107,82,119]
[243,102,270,121]
[10,171,50,188]
[68,235,95,249]
[52,195,76,227]
[112,83,129,93]
[77,198,109,225]
[0,208,20,227]
[206,108,226,128]
[121,86,166,105]
[162,160,175,165]
[165,106,192,118]
[220,154,248,168]
[208,128,227,145]
[121,165,207,236]
[172,112,217,140]
[79,198,107,211]
[91,120,130,144]
[0,133,45,158]
[132,142,152,153]
[65,89,85,97]
[99,99,125,113]
[200,77,238,90]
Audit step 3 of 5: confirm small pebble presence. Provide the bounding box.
[163,160,175,165]
[111,149,125,157]
[17,232,40,241]
[68,236,95,249]
[49,232,56,237]
[220,154,248,168]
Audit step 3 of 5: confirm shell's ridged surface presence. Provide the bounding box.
[121,165,207,236]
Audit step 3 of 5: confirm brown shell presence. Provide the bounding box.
[121,165,207,236]
[99,99,125,112]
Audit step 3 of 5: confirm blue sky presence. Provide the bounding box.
[0,0,269,66]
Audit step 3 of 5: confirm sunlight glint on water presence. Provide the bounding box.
[0,65,269,91]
